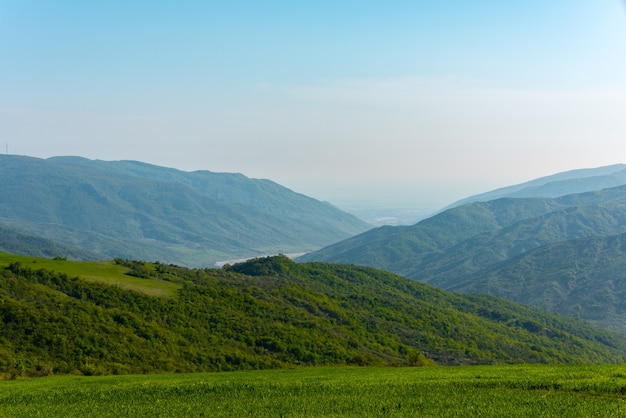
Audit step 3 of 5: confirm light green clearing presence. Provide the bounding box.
[2,365,626,417]
[0,253,180,297]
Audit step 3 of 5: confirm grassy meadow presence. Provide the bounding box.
[2,365,626,417]
[0,253,180,297]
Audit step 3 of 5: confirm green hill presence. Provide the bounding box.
[0,155,369,266]
[0,253,624,378]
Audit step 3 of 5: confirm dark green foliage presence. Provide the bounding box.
[0,155,369,266]
[224,254,294,276]
[0,256,624,378]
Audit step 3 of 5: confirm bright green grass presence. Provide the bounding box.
[0,253,180,297]
[2,365,626,417]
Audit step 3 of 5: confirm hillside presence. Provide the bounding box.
[0,224,100,260]
[300,184,626,333]
[448,233,626,336]
[0,155,369,266]
[1,254,624,378]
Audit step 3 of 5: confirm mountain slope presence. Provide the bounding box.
[300,184,626,333]
[1,254,624,378]
[448,233,626,335]
[0,224,100,260]
[0,155,369,266]
[299,195,572,272]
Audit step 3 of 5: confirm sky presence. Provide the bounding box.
[2,1,626,209]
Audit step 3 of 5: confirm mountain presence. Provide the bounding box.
[444,164,626,210]
[448,233,626,336]
[300,182,626,334]
[1,253,624,378]
[0,224,100,260]
[0,155,369,266]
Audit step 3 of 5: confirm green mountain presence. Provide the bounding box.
[300,184,626,334]
[0,155,369,266]
[448,233,626,336]
[1,254,623,378]
[0,224,100,260]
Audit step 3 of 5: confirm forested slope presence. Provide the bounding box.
[0,254,623,378]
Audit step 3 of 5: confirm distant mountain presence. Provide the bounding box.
[2,254,624,377]
[0,155,369,266]
[300,181,626,334]
[444,164,626,210]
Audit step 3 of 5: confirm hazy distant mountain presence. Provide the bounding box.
[300,178,626,334]
[444,164,626,210]
[0,155,369,266]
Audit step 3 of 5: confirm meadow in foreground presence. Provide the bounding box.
[2,364,626,417]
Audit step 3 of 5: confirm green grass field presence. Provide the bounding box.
[0,253,180,297]
[2,365,626,417]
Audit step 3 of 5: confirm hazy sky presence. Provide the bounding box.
[2,1,626,209]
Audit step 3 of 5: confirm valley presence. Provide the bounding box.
[6,1,626,414]
[302,166,626,337]
[3,159,626,388]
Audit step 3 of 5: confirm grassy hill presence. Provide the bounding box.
[0,253,624,378]
[0,253,180,297]
[0,155,369,266]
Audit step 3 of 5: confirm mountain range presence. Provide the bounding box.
[444,163,626,209]
[5,155,626,339]
[0,155,369,266]
[300,165,626,335]
[4,159,626,376]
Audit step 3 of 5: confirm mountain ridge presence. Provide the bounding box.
[0,155,369,266]
[444,164,626,210]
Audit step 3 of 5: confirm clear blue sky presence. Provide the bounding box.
[2,1,626,208]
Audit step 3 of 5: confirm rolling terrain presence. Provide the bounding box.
[0,155,369,266]
[1,253,623,378]
[301,170,626,335]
